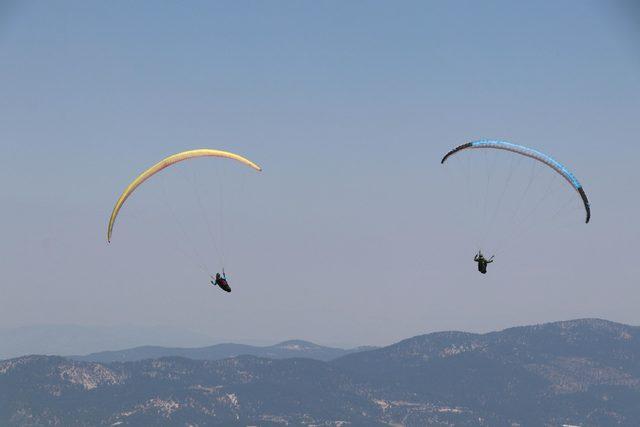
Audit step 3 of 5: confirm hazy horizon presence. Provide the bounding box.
[1,1,639,349]
[2,316,637,360]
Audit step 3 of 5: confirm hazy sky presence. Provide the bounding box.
[1,1,639,348]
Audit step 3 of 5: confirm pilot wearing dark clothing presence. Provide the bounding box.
[212,272,231,292]
[474,251,494,274]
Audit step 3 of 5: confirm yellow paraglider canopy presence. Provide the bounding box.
[107,149,262,242]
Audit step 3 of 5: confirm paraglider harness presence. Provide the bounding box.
[212,270,231,292]
[474,251,494,274]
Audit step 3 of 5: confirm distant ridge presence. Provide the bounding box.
[0,324,215,360]
[70,339,376,363]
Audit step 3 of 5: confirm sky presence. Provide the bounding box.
[1,1,639,349]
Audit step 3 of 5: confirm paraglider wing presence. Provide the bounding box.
[441,140,590,223]
[107,149,262,242]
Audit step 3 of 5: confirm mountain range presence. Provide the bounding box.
[71,340,375,363]
[1,318,639,426]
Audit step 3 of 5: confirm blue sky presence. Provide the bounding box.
[1,1,639,348]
